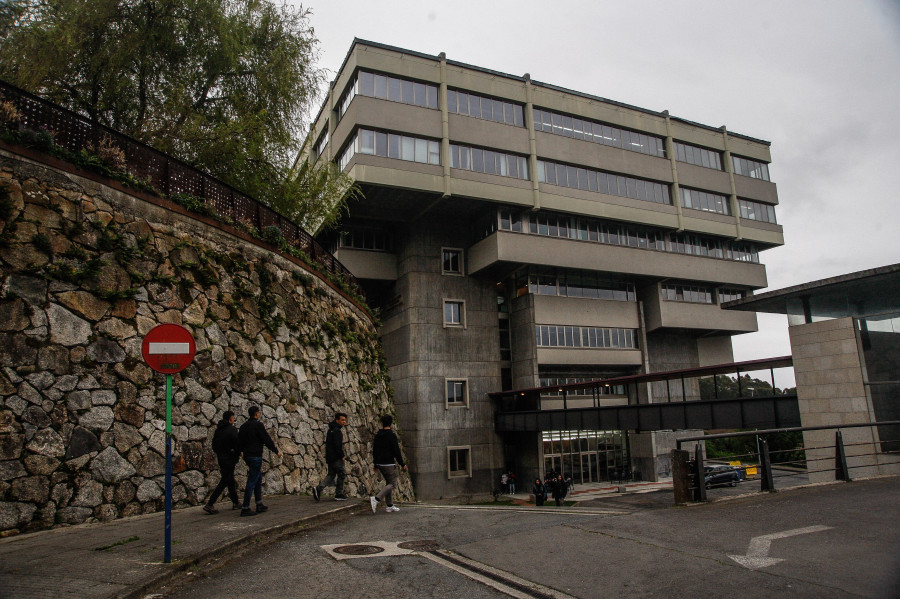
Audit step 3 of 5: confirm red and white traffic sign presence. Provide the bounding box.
[141,324,196,374]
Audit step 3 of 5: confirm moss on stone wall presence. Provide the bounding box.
[0,150,410,535]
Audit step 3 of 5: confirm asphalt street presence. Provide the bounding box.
[158,477,900,599]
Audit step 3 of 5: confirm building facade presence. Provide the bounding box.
[307,40,783,499]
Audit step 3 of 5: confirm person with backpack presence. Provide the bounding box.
[202,411,241,514]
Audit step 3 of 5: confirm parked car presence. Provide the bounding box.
[705,465,741,488]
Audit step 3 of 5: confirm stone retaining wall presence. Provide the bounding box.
[0,149,411,535]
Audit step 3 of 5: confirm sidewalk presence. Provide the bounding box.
[0,494,367,599]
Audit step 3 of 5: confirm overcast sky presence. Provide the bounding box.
[296,0,900,383]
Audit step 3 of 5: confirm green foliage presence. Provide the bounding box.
[706,431,806,467]
[261,225,286,248]
[170,193,216,218]
[0,0,345,227]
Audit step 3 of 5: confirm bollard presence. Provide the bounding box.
[835,430,851,482]
[695,444,707,502]
[671,449,692,504]
[759,438,776,492]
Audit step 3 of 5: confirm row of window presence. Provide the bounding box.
[537,159,671,205]
[339,229,392,252]
[661,283,745,304]
[340,70,439,118]
[333,71,773,185]
[738,198,778,224]
[515,267,636,302]
[680,187,730,216]
[313,129,329,158]
[339,128,441,170]
[532,108,667,158]
[535,325,639,349]
[732,155,771,181]
[674,141,723,170]
[489,209,761,263]
[449,144,530,180]
[668,232,759,262]
[539,377,626,397]
[447,89,524,127]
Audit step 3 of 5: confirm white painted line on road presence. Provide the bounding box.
[148,342,191,354]
[728,525,833,569]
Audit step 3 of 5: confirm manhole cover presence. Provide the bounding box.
[398,540,440,551]
[333,544,386,556]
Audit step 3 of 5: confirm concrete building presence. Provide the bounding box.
[306,40,783,499]
[724,264,900,482]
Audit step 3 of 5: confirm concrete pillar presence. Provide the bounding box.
[790,317,880,481]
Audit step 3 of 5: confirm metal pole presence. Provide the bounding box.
[164,374,173,563]
[695,444,707,502]
[759,438,775,493]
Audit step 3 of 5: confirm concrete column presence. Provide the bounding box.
[439,53,451,198]
[790,317,882,482]
[721,126,743,241]
[663,112,684,232]
[523,74,541,212]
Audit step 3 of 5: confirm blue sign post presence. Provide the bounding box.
[141,324,196,564]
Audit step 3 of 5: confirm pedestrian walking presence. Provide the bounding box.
[500,472,509,495]
[369,414,406,513]
[508,471,517,495]
[532,478,547,506]
[202,410,240,514]
[313,412,349,501]
[238,405,282,517]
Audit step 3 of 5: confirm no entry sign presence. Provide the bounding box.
[141,324,196,373]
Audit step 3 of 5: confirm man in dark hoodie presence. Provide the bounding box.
[238,405,282,517]
[202,410,240,514]
[312,412,348,501]
[369,414,406,513]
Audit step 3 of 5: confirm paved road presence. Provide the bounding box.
[158,477,900,599]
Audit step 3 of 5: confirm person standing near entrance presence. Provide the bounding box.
[203,410,240,514]
[238,405,282,517]
[369,414,406,513]
[532,478,547,506]
[313,413,349,501]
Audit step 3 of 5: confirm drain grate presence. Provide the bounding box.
[332,544,386,556]
[398,540,440,552]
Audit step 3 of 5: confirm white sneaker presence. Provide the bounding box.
[385,505,400,512]
[369,496,378,513]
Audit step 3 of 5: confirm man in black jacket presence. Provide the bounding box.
[369,414,406,513]
[312,413,348,501]
[238,405,282,517]
[203,410,240,514]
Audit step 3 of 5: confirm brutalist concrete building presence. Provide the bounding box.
[306,40,783,500]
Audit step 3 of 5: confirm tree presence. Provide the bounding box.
[0,0,352,230]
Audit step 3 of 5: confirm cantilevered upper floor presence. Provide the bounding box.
[306,39,784,252]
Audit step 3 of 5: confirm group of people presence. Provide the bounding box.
[532,471,572,506]
[203,408,406,517]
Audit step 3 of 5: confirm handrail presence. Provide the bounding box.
[0,79,361,296]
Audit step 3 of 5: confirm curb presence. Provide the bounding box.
[119,501,368,599]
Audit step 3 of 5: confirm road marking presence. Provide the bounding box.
[728,525,833,569]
